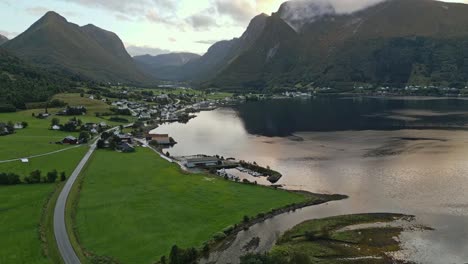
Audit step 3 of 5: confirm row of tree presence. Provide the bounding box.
[0,170,66,185]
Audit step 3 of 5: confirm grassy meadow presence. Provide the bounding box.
[0,184,56,264]
[75,148,307,263]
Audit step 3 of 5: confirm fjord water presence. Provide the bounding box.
[155,97,468,263]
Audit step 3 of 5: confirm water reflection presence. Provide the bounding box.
[155,97,468,263]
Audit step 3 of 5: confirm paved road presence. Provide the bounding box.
[53,143,96,264]
[53,124,131,263]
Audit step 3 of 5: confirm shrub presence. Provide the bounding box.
[223,225,234,235]
[60,172,66,182]
[243,215,250,223]
[46,170,58,183]
[213,232,227,241]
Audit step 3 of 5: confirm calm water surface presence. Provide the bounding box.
[155,97,468,264]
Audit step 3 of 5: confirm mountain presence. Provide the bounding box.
[0,34,8,45]
[211,0,468,91]
[149,13,270,81]
[3,11,152,84]
[134,52,200,79]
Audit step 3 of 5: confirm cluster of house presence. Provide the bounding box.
[112,100,159,120]
[282,91,313,98]
[111,98,192,122]
[192,101,217,111]
[354,85,468,95]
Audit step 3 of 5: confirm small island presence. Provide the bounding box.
[240,213,431,264]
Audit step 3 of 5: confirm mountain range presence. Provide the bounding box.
[135,0,468,91]
[3,11,152,85]
[4,0,468,92]
[210,0,468,90]
[134,52,200,80]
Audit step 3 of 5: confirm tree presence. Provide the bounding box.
[169,245,180,264]
[46,170,58,183]
[25,170,41,184]
[51,118,60,126]
[60,172,66,182]
[97,139,106,149]
[79,131,90,143]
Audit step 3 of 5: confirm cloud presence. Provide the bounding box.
[195,39,221,45]
[59,0,150,14]
[59,0,177,25]
[115,14,132,21]
[26,6,78,17]
[126,45,171,56]
[278,0,389,31]
[26,6,50,16]
[185,13,218,30]
[214,0,257,24]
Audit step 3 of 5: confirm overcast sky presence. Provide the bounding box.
[1,0,467,56]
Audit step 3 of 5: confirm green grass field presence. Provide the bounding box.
[75,148,307,263]
[0,184,55,264]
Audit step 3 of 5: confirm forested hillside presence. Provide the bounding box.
[0,48,77,111]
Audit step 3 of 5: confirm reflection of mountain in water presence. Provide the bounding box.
[233,97,468,137]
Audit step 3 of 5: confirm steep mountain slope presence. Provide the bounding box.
[212,0,468,90]
[3,11,152,84]
[149,13,270,81]
[0,34,8,45]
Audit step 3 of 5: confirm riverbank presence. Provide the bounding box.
[202,192,347,262]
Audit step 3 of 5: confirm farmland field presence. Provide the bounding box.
[75,148,308,263]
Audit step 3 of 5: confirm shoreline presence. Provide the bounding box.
[200,191,348,263]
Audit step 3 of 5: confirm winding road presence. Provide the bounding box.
[53,143,96,264]
[53,125,130,263]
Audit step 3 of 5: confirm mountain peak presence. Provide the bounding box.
[41,11,67,23]
[278,0,336,32]
[3,10,152,84]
